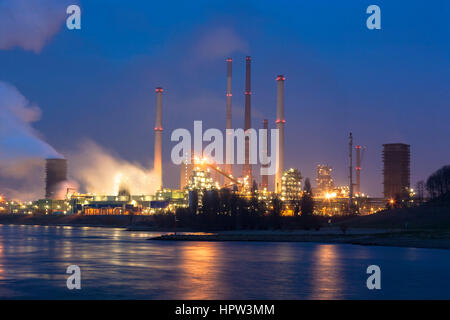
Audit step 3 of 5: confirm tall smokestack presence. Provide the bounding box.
[225,58,233,178]
[261,119,269,189]
[349,133,353,213]
[243,56,252,186]
[275,75,285,193]
[154,87,163,190]
[45,158,67,199]
[355,145,361,195]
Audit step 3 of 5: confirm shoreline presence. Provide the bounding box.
[1,214,450,250]
[149,230,450,250]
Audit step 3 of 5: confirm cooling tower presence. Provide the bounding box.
[45,158,67,199]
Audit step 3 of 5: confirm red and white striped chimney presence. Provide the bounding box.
[243,56,252,185]
[154,87,163,190]
[261,119,269,189]
[225,58,233,178]
[275,75,285,193]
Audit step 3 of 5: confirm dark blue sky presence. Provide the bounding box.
[1,0,449,196]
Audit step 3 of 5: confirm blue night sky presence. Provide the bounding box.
[0,0,449,197]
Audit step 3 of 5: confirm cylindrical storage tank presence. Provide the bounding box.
[45,158,67,199]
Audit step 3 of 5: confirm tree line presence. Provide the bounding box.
[152,178,321,231]
[426,165,450,201]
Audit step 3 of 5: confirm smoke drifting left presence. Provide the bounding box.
[0,82,157,201]
[67,141,158,196]
[0,0,78,53]
[0,82,61,200]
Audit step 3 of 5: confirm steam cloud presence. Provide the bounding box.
[0,1,158,201]
[0,81,62,200]
[193,27,249,60]
[0,82,157,201]
[0,0,77,52]
[68,141,158,196]
[0,82,61,160]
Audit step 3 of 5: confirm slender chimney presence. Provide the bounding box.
[154,87,163,190]
[243,56,252,186]
[225,58,233,178]
[261,119,269,189]
[275,75,285,193]
[349,133,353,212]
[355,145,361,195]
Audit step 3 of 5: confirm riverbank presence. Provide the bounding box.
[149,229,450,250]
[3,212,450,249]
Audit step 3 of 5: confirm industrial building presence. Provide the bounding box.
[383,143,411,199]
[281,168,302,201]
[316,165,334,196]
[45,158,67,199]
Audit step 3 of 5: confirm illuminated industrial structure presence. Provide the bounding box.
[180,153,193,190]
[281,168,302,201]
[70,189,187,215]
[316,164,334,196]
[1,56,397,219]
[186,169,215,191]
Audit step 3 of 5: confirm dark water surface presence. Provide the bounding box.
[0,224,449,299]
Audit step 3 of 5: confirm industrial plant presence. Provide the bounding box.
[0,56,415,218]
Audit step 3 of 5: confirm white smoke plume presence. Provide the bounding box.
[0,81,63,201]
[0,82,61,160]
[0,82,158,201]
[193,27,249,60]
[68,141,158,196]
[0,0,78,53]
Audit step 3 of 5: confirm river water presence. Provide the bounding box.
[0,224,448,299]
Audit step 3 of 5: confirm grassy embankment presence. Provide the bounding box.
[151,203,450,248]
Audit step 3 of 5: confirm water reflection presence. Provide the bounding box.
[0,225,449,299]
[309,244,344,299]
[0,243,4,280]
[176,243,226,299]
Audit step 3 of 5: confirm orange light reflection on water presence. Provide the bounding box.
[176,243,227,299]
[309,244,344,299]
[0,243,4,279]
